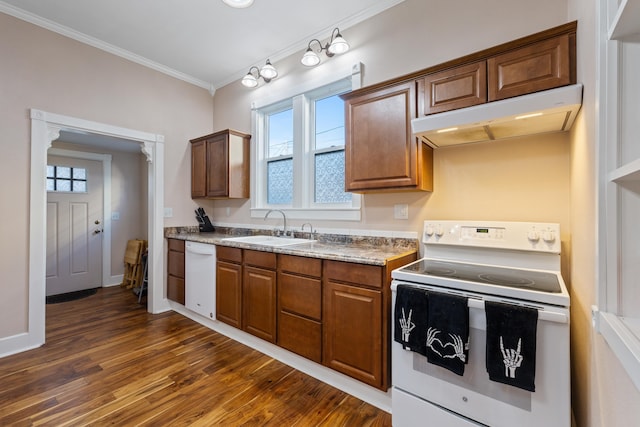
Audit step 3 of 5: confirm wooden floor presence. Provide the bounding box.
[0,287,391,426]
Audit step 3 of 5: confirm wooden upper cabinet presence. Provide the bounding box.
[421,61,487,115]
[190,140,206,198]
[190,129,250,199]
[343,81,433,193]
[488,34,571,101]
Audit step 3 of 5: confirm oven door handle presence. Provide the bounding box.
[467,299,568,324]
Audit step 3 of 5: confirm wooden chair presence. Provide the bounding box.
[121,239,147,289]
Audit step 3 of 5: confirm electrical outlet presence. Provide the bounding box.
[394,204,409,220]
[111,211,120,220]
[164,207,173,218]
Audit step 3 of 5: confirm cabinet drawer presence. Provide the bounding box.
[278,311,321,363]
[217,246,242,263]
[422,61,487,115]
[488,34,571,101]
[279,254,321,278]
[168,238,185,252]
[168,250,185,278]
[324,260,382,289]
[244,249,277,270]
[278,272,321,320]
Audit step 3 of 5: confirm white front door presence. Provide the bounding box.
[46,155,103,296]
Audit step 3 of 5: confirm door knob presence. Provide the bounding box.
[93,229,103,235]
[95,220,101,225]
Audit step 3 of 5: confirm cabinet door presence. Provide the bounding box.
[167,239,185,304]
[421,61,487,115]
[243,265,277,343]
[191,140,206,198]
[205,133,230,198]
[323,280,383,389]
[216,260,242,328]
[344,81,432,192]
[487,34,571,101]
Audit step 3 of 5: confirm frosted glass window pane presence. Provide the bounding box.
[57,180,71,191]
[268,109,293,157]
[47,179,55,191]
[47,165,55,178]
[315,151,351,203]
[315,95,345,150]
[73,181,87,192]
[73,168,86,180]
[267,159,293,204]
[57,167,71,179]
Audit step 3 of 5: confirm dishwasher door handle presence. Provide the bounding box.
[185,242,215,256]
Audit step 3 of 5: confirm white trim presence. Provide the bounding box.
[169,303,391,412]
[250,207,361,222]
[250,62,363,110]
[48,148,113,290]
[250,69,362,222]
[594,0,640,392]
[0,109,169,358]
[597,312,640,390]
[0,1,213,92]
[107,274,125,287]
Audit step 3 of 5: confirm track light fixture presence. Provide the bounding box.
[241,59,278,88]
[301,28,350,67]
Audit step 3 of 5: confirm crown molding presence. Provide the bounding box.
[0,1,214,93]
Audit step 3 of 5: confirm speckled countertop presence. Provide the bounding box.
[165,226,418,266]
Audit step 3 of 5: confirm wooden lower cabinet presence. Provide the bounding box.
[214,245,417,391]
[277,255,322,362]
[242,250,277,343]
[216,247,242,328]
[167,239,185,304]
[323,260,386,390]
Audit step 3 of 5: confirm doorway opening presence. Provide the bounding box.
[27,109,167,351]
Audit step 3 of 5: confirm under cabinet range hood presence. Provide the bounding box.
[412,84,583,148]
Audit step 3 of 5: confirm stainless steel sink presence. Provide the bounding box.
[221,235,316,247]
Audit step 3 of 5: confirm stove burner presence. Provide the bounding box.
[424,267,457,276]
[478,274,535,287]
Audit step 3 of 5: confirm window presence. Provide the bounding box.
[596,0,640,391]
[253,78,360,221]
[46,165,87,192]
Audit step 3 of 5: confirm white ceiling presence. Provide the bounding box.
[0,0,404,91]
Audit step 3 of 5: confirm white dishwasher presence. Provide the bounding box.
[185,241,216,319]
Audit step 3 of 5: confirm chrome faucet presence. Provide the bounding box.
[264,209,287,236]
[301,222,315,239]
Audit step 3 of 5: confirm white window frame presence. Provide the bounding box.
[594,0,640,391]
[250,64,363,221]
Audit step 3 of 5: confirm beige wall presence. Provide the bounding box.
[209,0,572,237]
[0,12,213,338]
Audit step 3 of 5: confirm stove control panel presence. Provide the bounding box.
[422,220,561,253]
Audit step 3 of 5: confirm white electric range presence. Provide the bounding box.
[391,221,570,427]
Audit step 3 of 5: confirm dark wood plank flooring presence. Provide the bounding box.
[0,287,391,426]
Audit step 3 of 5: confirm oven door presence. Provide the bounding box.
[391,280,570,427]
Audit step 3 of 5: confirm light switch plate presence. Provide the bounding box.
[394,204,409,220]
[164,207,173,218]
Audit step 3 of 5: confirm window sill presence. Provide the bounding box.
[251,207,361,222]
[595,309,640,391]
